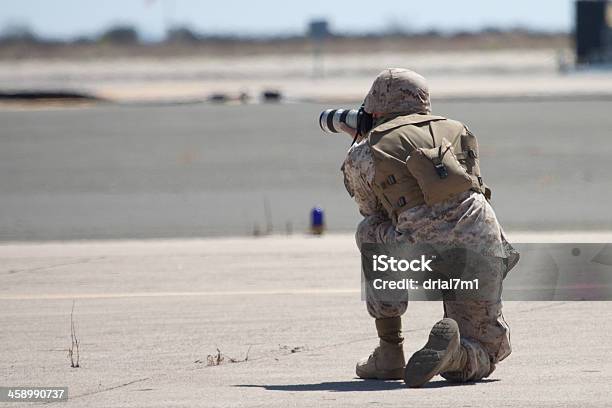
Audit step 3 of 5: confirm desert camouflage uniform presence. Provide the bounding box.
[342,138,512,380]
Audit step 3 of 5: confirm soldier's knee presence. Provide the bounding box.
[491,312,512,362]
[356,216,379,248]
[355,218,369,248]
[356,214,395,248]
[480,323,511,363]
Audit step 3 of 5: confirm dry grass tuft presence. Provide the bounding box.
[68,300,80,368]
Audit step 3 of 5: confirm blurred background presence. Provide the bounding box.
[1,0,611,240]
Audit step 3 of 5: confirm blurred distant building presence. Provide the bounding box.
[308,19,332,78]
[575,0,612,65]
[308,19,332,41]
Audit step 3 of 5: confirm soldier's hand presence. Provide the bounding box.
[339,122,359,139]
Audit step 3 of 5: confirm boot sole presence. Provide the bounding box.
[356,366,404,381]
[404,318,459,388]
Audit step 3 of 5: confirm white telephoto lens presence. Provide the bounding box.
[344,110,359,129]
[319,109,335,133]
[332,109,347,133]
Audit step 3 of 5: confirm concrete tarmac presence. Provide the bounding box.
[2,100,612,241]
[1,233,611,407]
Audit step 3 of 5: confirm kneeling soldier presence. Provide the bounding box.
[340,68,519,387]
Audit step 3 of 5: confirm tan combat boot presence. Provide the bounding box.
[403,318,467,388]
[356,317,406,380]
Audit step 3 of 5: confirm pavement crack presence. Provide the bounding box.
[517,301,570,313]
[4,256,106,275]
[49,377,151,403]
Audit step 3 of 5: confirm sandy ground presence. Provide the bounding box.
[2,50,611,103]
[1,232,611,407]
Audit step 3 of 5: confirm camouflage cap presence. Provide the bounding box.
[364,68,431,115]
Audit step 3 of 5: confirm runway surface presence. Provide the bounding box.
[1,100,612,241]
[1,233,611,407]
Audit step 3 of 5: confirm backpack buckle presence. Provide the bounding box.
[434,163,448,179]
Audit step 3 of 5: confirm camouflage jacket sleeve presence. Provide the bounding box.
[341,140,387,217]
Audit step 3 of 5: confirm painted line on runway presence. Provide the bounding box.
[0,288,362,300]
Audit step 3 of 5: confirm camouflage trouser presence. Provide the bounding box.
[356,214,512,381]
